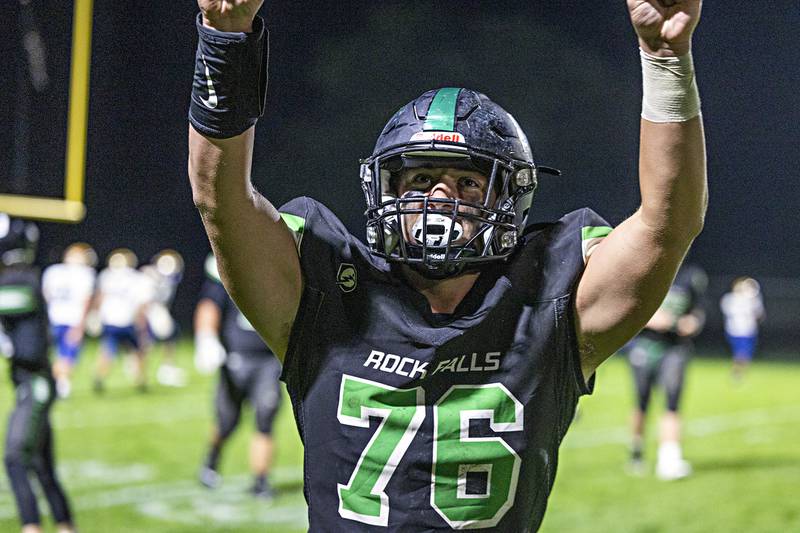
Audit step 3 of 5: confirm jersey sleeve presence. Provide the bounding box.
[525,207,613,301]
[530,208,612,397]
[277,197,370,391]
[578,209,613,392]
[278,196,364,290]
[577,209,613,264]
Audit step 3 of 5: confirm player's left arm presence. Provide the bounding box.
[575,0,707,379]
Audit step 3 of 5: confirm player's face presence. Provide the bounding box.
[394,167,495,247]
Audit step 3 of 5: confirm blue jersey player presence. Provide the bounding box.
[187,1,707,530]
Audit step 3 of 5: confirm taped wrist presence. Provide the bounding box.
[640,49,700,123]
[189,14,269,138]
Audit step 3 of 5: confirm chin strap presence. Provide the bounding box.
[410,262,463,280]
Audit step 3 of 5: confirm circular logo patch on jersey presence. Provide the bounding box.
[336,263,357,293]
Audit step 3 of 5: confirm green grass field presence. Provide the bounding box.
[1,342,797,532]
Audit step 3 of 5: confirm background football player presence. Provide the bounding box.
[42,242,97,398]
[92,248,152,393]
[195,254,283,500]
[0,214,75,533]
[187,0,707,530]
[626,263,707,480]
[720,277,765,381]
[140,249,187,387]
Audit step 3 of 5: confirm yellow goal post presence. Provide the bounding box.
[0,0,93,223]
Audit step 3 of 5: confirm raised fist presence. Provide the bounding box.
[198,0,264,32]
[627,0,702,56]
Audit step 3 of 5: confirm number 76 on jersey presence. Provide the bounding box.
[337,375,524,529]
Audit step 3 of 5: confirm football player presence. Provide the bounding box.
[140,249,187,387]
[92,248,152,393]
[720,277,765,381]
[187,1,707,530]
[195,254,283,499]
[42,242,98,398]
[626,263,707,480]
[0,214,75,533]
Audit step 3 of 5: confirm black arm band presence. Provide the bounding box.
[188,14,269,139]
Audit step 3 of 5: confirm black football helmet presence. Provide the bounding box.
[0,213,38,267]
[361,88,558,278]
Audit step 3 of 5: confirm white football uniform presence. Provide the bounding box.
[720,291,764,337]
[42,263,96,327]
[151,270,180,307]
[97,267,153,328]
[140,267,181,340]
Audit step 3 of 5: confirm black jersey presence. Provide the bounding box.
[200,260,274,357]
[278,198,611,532]
[639,263,707,346]
[0,266,51,379]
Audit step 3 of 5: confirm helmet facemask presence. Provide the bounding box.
[361,88,549,279]
[362,149,537,278]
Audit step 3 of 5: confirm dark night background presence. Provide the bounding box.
[2,2,799,348]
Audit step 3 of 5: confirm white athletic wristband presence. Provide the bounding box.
[640,48,701,123]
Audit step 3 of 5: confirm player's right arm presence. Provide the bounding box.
[189,0,302,361]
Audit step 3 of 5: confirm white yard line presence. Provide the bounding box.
[684,406,800,437]
[565,405,800,449]
[0,466,306,526]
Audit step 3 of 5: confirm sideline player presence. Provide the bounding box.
[92,248,152,393]
[720,277,765,381]
[0,214,75,533]
[42,243,97,398]
[195,254,282,499]
[187,1,707,529]
[140,249,187,387]
[626,263,707,480]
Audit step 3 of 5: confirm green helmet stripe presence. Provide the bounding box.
[423,88,461,131]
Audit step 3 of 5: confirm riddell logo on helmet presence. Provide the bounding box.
[410,131,465,143]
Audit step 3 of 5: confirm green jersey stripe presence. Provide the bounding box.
[0,286,37,315]
[280,213,305,234]
[280,212,306,254]
[423,88,461,132]
[581,226,613,241]
[581,225,612,264]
